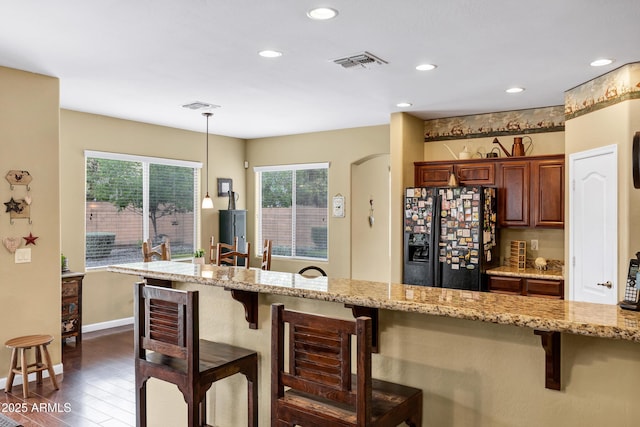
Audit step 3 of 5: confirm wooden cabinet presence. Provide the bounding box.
[526,278,564,299]
[532,158,564,228]
[414,160,494,187]
[414,163,453,186]
[62,272,84,343]
[496,155,564,228]
[456,162,495,185]
[416,154,564,228]
[487,275,523,295]
[497,161,530,227]
[487,275,564,299]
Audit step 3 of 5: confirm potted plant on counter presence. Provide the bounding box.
[193,249,205,265]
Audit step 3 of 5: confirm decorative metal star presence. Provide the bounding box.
[4,197,21,213]
[23,232,39,245]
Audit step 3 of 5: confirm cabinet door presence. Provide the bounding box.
[455,162,495,185]
[497,161,530,227]
[532,159,564,228]
[414,163,453,187]
[526,278,564,299]
[487,276,524,295]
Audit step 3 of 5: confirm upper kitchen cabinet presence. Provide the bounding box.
[414,162,453,186]
[497,155,564,228]
[415,160,495,187]
[497,160,530,227]
[414,154,564,228]
[531,157,565,228]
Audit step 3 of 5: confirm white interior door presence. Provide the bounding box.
[569,144,617,304]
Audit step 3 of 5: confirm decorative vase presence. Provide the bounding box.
[193,257,205,265]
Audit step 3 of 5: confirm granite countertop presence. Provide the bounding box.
[107,261,640,342]
[486,266,564,280]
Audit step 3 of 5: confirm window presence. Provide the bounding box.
[85,151,201,268]
[256,163,328,260]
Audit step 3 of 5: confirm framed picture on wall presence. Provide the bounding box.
[217,178,232,196]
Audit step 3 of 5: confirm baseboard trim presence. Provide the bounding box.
[0,363,63,390]
[82,317,134,333]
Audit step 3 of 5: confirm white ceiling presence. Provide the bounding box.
[1,0,638,139]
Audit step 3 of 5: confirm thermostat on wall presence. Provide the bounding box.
[332,194,345,217]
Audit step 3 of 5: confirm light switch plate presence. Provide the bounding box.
[531,240,539,251]
[15,248,31,263]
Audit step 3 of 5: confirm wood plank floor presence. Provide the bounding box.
[1,326,135,427]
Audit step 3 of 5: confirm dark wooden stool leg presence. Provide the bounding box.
[244,356,258,427]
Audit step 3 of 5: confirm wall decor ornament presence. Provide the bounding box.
[5,170,32,190]
[23,232,38,245]
[6,199,31,224]
[2,237,21,253]
[4,197,21,213]
[5,170,33,224]
[217,178,232,197]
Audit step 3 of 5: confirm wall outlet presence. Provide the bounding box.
[530,240,539,251]
[15,248,31,263]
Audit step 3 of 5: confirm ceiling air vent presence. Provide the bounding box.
[181,101,221,110]
[333,51,388,69]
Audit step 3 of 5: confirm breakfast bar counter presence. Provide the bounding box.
[108,261,640,392]
[108,261,640,342]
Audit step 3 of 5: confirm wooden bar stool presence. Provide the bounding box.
[5,334,59,398]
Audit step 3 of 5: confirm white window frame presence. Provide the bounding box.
[254,162,329,261]
[84,150,202,268]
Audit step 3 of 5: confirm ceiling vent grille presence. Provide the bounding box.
[333,51,388,69]
[181,101,220,110]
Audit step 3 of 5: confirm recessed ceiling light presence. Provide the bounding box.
[258,50,282,58]
[590,58,613,67]
[416,63,437,71]
[396,102,412,108]
[307,7,338,20]
[505,87,525,94]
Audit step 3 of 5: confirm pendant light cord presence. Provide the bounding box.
[202,112,213,208]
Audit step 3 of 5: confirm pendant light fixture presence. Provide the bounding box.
[201,112,214,209]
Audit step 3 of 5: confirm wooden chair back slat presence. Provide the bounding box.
[215,237,238,266]
[216,240,251,269]
[261,239,272,270]
[271,303,423,427]
[137,283,195,362]
[142,238,171,262]
[275,305,359,406]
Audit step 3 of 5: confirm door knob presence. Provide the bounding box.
[597,281,612,289]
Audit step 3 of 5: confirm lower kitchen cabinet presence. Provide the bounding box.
[487,275,563,299]
[62,272,84,343]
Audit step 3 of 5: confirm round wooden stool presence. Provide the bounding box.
[4,334,59,398]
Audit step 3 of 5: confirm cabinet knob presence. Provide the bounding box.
[597,281,612,289]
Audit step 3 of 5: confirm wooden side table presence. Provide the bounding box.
[62,272,84,343]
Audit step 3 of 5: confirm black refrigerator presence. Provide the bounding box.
[403,186,499,290]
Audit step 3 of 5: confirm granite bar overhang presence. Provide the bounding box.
[108,261,640,343]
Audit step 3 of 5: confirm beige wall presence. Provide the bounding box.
[245,125,389,278]
[390,112,425,282]
[564,99,640,299]
[351,154,390,281]
[60,110,246,325]
[0,67,62,370]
